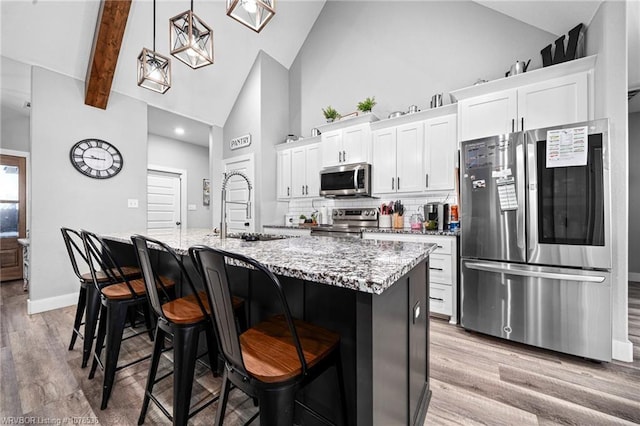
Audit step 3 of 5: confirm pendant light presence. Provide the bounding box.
[170,0,214,69]
[227,0,275,33]
[137,0,171,94]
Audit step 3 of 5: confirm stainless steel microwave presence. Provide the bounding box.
[319,163,371,197]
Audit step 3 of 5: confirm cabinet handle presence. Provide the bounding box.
[425,174,429,188]
[287,187,290,196]
[338,152,342,162]
[343,150,346,162]
[391,177,395,190]
[429,296,444,302]
[302,185,305,195]
[429,267,444,271]
[511,118,515,132]
[397,177,400,190]
[305,185,308,195]
[521,117,524,130]
[436,245,444,248]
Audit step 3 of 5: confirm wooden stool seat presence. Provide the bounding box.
[240,314,340,383]
[163,291,244,325]
[80,266,141,284]
[101,276,175,300]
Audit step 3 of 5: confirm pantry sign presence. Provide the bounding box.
[230,134,251,150]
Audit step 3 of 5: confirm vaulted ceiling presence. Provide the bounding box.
[2,0,637,146]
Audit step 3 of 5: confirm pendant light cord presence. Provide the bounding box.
[191,0,194,11]
[152,0,156,52]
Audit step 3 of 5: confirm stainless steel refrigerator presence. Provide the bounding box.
[459,119,612,362]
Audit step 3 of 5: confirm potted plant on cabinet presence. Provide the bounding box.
[322,106,340,123]
[357,96,376,114]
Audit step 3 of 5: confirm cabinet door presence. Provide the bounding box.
[517,72,588,131]
[276,149,291,199]
[291,147,306,198]
[395,122,424,193]
[458,89,517,141]
[371,128,397,194]
[424,114,457,191]
[342,124,371,164]
[305,144,321,197]
[321,130,342,167]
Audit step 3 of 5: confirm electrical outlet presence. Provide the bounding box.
[127,199,139,208]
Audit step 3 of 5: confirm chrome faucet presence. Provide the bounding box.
[220,170,252,240]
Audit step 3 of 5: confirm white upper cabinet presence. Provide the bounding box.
[276,138,321,200]
[372,121,424,195]
[458,89,517,140]
[276,149,292,200]
[291,143,321,198]
[321,123,371,168]
[424,114,457,191]
[452,56,596,142]
[517,73,588,131]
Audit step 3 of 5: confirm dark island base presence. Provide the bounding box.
[106,240,430,425]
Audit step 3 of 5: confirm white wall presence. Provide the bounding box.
[586,1,631,362]
[148,133,211,228]
[223,51,290,230]
[629,112,640,280]
[1,108,29,151]
[289,1,557,136]
[29,67,147,312]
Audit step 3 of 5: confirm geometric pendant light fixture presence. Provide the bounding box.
[137,0,171,93]
[169,0,214,69]
[226,0,275,33]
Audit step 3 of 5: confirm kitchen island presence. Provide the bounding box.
[103,229,436,426]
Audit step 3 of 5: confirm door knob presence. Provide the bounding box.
[175,221,181,225]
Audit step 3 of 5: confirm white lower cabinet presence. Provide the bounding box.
[362,232,458,323]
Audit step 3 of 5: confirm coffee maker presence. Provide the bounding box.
[424,203,450,231]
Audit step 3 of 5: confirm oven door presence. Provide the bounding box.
[525,119,611,269]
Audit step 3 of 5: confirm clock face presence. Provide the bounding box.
[70,139,123,179]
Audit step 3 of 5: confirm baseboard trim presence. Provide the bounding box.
[628,272,640,282]
[27,292,77,315]
[612,338,634,362]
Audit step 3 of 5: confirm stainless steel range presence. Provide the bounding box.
[310,208,378,238]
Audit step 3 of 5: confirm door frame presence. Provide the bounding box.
[147,164,188,231]
[0,149,30,235]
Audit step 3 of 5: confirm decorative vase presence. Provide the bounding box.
[326,118,334,123]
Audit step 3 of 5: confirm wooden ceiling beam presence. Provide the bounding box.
[84,0,132,110]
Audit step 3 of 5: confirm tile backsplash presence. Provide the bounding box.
[285,191,457,228]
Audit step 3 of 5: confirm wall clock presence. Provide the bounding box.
[69,139,123,179]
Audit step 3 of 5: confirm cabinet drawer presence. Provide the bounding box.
[429,238,452,255]
[429,254,452,284]
[429,283,452,316]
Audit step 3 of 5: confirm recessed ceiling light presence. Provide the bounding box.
[175,127,185,135]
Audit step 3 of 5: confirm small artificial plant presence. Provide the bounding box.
[322,106,340,122]
[357,96,376,113]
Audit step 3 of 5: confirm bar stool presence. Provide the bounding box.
[132,235,244,426]
[60,227,141,367]
[82,230,174,410]
[190,245,348,426]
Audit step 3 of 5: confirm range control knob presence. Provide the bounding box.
[364,211,370,216]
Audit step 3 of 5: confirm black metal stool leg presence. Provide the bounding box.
[142,304,155,341]
[172,325,200,426]
[82,284,101,368]
[214,369,232,426]
[89,304,108,380]
[204,323,219,377]
[258,385,296,426]
[138,326,166,425]
[69,285,87,350]
[100,300,130,410]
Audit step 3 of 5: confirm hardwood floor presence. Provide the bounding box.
[1,279,639,425]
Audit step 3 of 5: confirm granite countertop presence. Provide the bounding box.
[264,224,459,236]
[363,228,460,237]
[103,229,436,295]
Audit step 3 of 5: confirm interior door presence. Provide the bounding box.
[224,156,254,233]
[147,169,182,233]
[0,155,27,282]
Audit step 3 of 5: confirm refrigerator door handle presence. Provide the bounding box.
[516,137,526,250]
[464,261,606,283]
